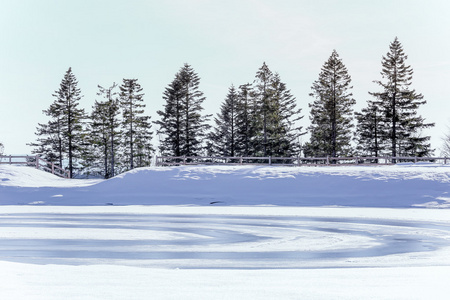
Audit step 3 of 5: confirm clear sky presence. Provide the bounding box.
[1,0,449,155]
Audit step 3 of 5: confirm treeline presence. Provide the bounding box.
[29,38,434,178]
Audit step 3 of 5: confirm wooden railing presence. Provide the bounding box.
[156,155,449,167]
[0,155,70,178]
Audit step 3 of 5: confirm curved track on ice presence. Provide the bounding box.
[1,211,450,269]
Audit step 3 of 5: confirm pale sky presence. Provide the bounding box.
[1,0,450,155]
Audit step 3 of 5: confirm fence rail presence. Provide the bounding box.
[0,155,70,178]
[156,155,449,167]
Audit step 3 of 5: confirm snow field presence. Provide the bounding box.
[2,262,450,300]
[1,163,450,207]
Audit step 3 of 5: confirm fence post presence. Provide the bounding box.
[35,155,39,169]
[326,156,329,165]
[269,156,272,165]
[9,155,12,164]
[414,156,417,163]
[240,157,243,165]
[355,156,359,165]
[297,155,300,167]
[183,156,186,165]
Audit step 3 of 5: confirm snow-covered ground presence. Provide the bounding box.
[1,163,450,207]
[1,164,450,299]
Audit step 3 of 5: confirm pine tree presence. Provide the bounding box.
[209,85,239,156]
[269,73,304,157]
[235,83,254,156]
[99,83,122,175]
[370,38,434,159]
[119,79,153,170]
[156,74,184,156]
[306,50,355,158]
[355,100,385,158]
[86,83,122,178]
[250,63,304,157]
[156,64,211,157]
[28,102,65,167]
[252,62,274,156]
[29,68,86,177]
[133,114,154,168]
[85,100,109,177]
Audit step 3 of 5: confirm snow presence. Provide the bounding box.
[2,262,450,300]
[1,164,450,299]
[1,163,450,207]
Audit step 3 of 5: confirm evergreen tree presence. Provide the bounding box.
[235,83,254,156]
[84,100,109,177]
[268,73,304,156]
[251,63,304,157]
[119,79,153,170]
[156,64,211,157]
[252,62,274,156]
[99,83,122,175]
[133,115,154,168]
[28,102,64,167]
[370,38,434,159]
[29,68,86,177]
[209,85,239,156]
[86,83,122,178]
[355,100,385,157]
[306,50,355,158]
[156,74,184,156]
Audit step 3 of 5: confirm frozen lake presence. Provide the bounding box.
[1,206,450,269]
[2,206,450,299]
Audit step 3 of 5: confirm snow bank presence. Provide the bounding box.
[2,261,450,300]
[1,164,449,207]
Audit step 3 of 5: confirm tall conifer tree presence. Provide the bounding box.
[306,50,355,157]
[30,68,86,177]
[119,79,153,170]
[251,63,304,157]
[156,64,210,157]
[269,73,304,156]
[235,83,255,156]
[209,85,239,156]
[29,102,64,167]
[355,100,385,158]
[370,38,434,159]
[252,63,274,156]
[86,83,122,178]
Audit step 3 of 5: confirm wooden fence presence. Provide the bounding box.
[0,155,70,178]
[156,155,449,167]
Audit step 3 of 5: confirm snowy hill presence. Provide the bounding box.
[1,164,449,208]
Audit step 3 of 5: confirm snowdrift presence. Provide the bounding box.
[1,164,449,207]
